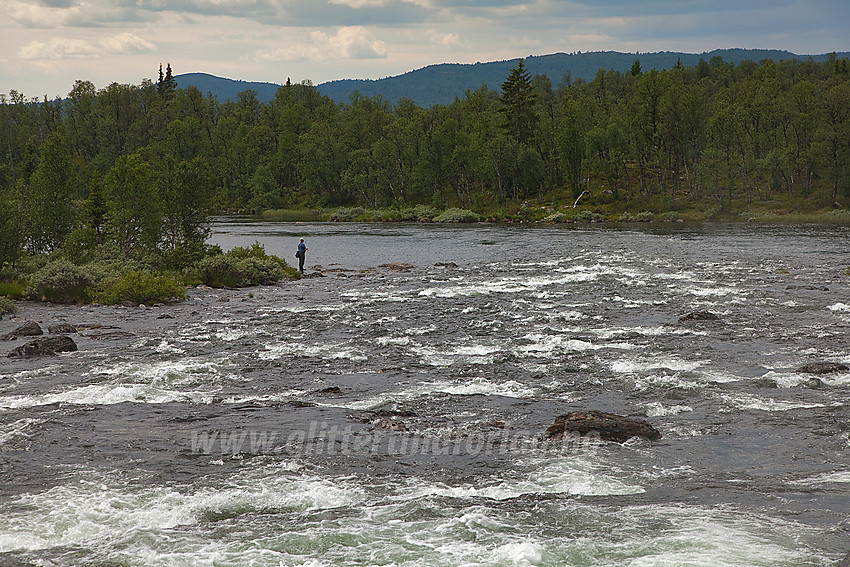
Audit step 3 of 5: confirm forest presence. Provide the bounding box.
[0,55,849,304]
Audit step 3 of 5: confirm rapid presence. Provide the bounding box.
[1,220,848,566]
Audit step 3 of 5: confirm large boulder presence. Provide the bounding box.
[796,362,849,375]
[545,410,662,443]
[1,321,43,341]
[7,335,77,358]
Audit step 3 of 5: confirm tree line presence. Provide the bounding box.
[1,56,849,268]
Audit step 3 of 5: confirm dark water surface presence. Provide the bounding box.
[1,221,849,566]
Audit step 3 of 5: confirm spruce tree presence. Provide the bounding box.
[500,59,537,143]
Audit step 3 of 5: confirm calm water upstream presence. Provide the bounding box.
[1,220,849,566]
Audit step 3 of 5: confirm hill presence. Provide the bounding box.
[176,49,849,108]
[174,73,282,102]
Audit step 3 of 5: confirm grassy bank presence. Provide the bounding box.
[257,200,850,225]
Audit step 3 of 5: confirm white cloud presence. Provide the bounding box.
[99,32,157,54]
[441,32,461,48]
[333,26,387,58]
[4,0,72,27]
[19,38,100,59]
[18,33,156,60]
[328,0,390,8]
[256,26,387,62]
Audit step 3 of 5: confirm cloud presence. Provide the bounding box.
[99,32,158,53]
[18,32,156,60]
[441,32,461,48]
[328,0,391,8]
[256,26,387,62]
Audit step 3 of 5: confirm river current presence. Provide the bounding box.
[1,220,849,566]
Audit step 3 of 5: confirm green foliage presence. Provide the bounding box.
[91,270,185,305]
[195,242,294,288]
[573,210,605,222]
[0,281,25,299]
[0,296,17,317]
[542,211,570,222]
[500,59,538,143]
[260,209,324,222]
[0,192,23,269]
[24,131,77,253]
[1,54,850,247]
[329,207,370,222]
[25,258,94,303]
[433,208,482,223]
[104,154,162,258]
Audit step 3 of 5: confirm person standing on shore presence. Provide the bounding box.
[297,238,307,273]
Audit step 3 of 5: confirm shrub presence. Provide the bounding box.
[0,296,17,317]
[195,243,294,287]
[634,211,655,222]
[0,281,25,299]
[433,208,481,223]
[90,270,186,305]
[574,210,605,222]
[25,259,93,303]
[542,212,570,223]
[618,212,635,222]
[222,241,268,260]
[85,257,145,283]
[195,254,244,288]
[329,207,369,222]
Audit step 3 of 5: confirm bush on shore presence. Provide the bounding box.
[24,259,94,303]
[3,241,297,306]
[195,242,297,288]
[90,270,186,305]
[432,208,481,223]
[0,296,17,317]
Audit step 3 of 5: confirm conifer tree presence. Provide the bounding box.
[499,59,537,143]
[157,63,177,100]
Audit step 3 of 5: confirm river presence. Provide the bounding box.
[1,220,848,566]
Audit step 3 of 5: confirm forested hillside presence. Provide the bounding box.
[315,49,848,107]
[1,54,849,273]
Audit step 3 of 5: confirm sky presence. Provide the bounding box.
[1,0,849,98]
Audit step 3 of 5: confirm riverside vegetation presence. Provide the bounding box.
[1,56,849,305]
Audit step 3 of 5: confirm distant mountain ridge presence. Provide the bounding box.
[175,49,849,108]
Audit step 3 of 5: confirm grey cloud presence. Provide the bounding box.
[125,0,431,26]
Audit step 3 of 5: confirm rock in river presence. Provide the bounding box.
[796,362,849,375]
[677,311,720,324]
[48,322,78,334]
[545,410,662,443]
[7,335,78,358]
[0,321,43,341]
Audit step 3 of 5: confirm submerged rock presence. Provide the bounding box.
[786,284,829,291]
[0,321,43,341]
[48,322,78,334]
[677,311,720,324]
[796,362,849,375]
[368,418,408,433]
[545,410,661,443]
[379,263,414,272]
[7,335,77,357]
[434,262,459,268]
